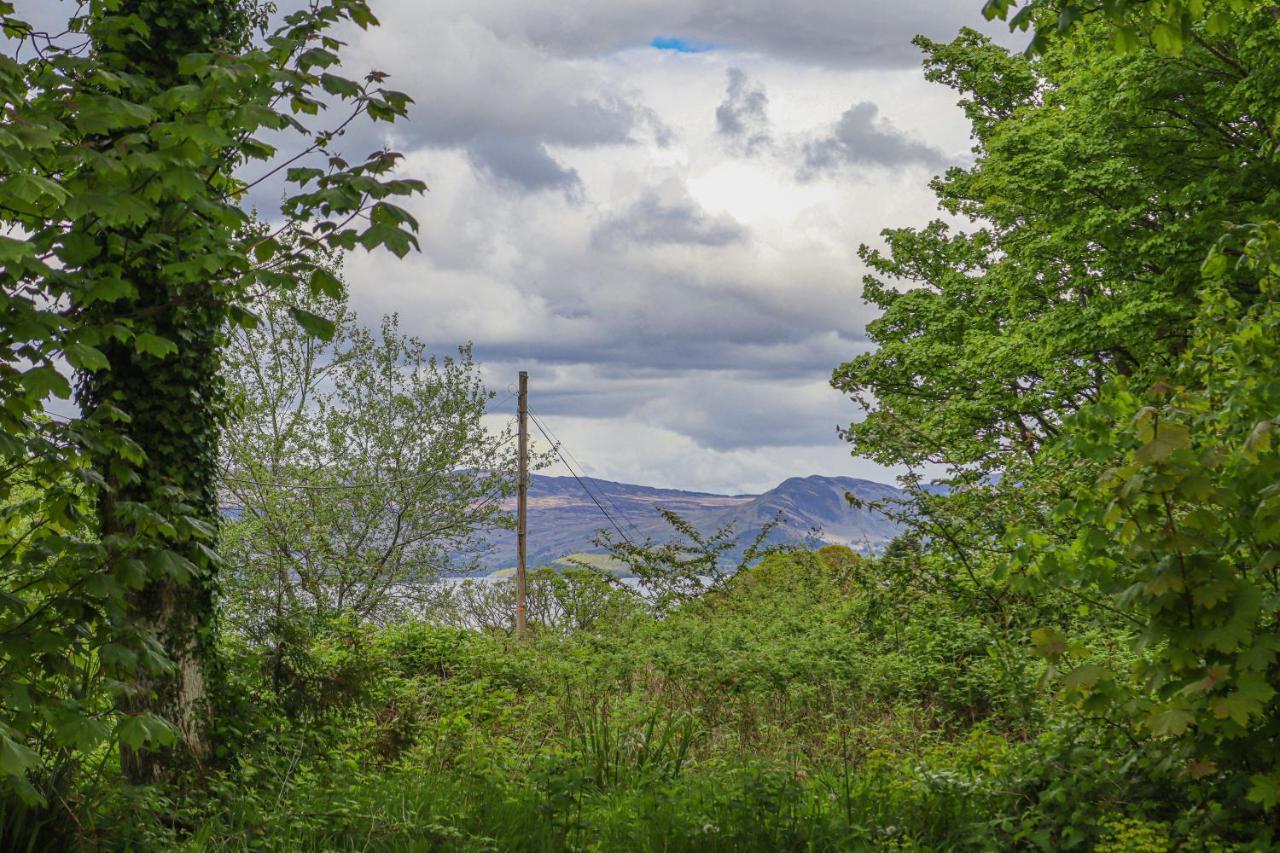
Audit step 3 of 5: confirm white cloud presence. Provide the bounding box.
[322,3,988,493]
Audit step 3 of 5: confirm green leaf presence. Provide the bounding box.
[309,267,344,299]
[1061,663,1106,691]
[0,734,40,778]
[288,307,336,341]
[981,0,1010,21]
[253,238,279,263]
[1030,627,1068,660]
[177,52,213,76]
[116,715,149,750]
[1243,420,1273,462]
[286,167,325,186]
[146,549,196,582]
[134,332,178,359]
[65,342,110,372]
[357,222,415,258]
[1147,706,1195,737]
[1248,773,1280,810]
[1205,11,1232,37]
[57,232,101,266]
[21,366,71,400]
[1209,691,1263,727]
[1134,422,1190,465]
[320,72,361,98]
[229,305,260,330]
[1056,4,1082,34]
[52,715,111,752]
[1200,249,1230,278]
[1151,22,1184,56]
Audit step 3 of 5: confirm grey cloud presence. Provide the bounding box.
[466,135,582,197]
[799,102,945,178]
[408,96,649,152]
[346,18,670,195]
[716,69,771,156]
[431,273,867,378]
[478,359,858,452]
[446,0,1014,68]
[592,191,747,248]
[411,95,653,195]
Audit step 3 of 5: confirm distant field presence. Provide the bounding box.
[486,552,631,578]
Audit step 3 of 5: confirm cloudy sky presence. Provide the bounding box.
[331,1,1018,495]
[33,1,1012,494]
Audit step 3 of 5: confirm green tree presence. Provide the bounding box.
[837,5,1280,838]
[834,23,1280,479]
[982,0,1271,57]
[220,278,518,641]
[591,510,784,612]
[0,0,422,792]
[1021,223,1280,828]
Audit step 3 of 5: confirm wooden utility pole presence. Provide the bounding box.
[516,370,528,637]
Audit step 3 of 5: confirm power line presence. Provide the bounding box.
[527,407,645,541]
[527,410,636,548]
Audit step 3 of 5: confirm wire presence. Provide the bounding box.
[527,410,637,548]
[527,407,645,541]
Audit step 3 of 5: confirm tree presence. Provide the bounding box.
[837,5,1280,835]
[219,277,518,643]
[981,0,1271,57]
[0,0,423,791]
[834,22,1280,479]
[591,510,784,613]
[441,568,642,635]
[1021,221,1280,824]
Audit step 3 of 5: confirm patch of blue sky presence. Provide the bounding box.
[650,36,715,53]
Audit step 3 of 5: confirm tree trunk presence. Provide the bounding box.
[76,0,247,783]
[82,295,226,782]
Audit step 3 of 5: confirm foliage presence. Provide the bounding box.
[37,549,1067,850]
[833,4,1280,847]
[220,275,517,633]
[983,0,1273,57]
[589,508,784,612]
[440,567,644,635]
[0,0,421,802]
[834,21,1280,477]
[1017,222,1280,832]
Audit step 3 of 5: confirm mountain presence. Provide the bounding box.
[468,474,905,573]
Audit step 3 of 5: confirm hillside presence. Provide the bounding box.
[469,473,904,573]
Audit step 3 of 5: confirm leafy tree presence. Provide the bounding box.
[982,0,1269,56]
[1021,222,1280,826]
[0,0,422,792]
[219,278,518,641]
[838,5,1280,838]
[834,22,1280,479]
[591,510,784,612]
[441,568,642,635]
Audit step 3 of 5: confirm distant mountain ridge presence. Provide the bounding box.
[470,473,905,573]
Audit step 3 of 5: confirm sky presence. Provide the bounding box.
[30,1,1015,495]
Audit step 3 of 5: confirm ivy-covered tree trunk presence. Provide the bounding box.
[75,0,248,783]
[0,0,421,800]
[80,299,226,780]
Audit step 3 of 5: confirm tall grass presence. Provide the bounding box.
[568,699,700,789]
